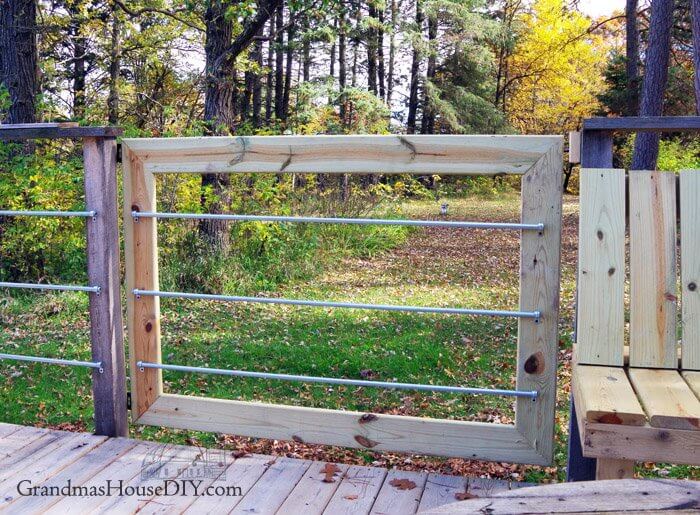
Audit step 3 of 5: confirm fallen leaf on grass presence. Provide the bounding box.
[321,463,341,483]
[389,478,417,490]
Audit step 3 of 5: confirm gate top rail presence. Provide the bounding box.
[0,123,122,140]
[122,134,561,175]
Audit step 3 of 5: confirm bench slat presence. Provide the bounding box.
[572,365,646,426]
[629,171,678,368]
[682,371,700,400]
[681,170,700,370]
[628,369,700,430]
[577,169,625,365]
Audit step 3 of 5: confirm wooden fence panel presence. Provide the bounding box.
[681,170,700,370]
[576,169,626,366]
[629,171,678,369]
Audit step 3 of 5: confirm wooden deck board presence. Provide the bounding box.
[0,431,107,505]
[4,437,138,513]
[0,422,22,439]
[230,457,311,514]
[323,464,388,515]
[183,454,271,514]
[277,461,350,514]
[370,468,428,514]
[0,424,529,514]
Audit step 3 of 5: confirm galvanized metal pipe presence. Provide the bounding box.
[0,210,96,218]
[0,352,103,372]
[137,361,538,400]
[132,211,544,232]
[0,282,101,294]
[133,289,540,319]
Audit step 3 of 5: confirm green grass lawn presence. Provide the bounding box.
[1,193,696,482]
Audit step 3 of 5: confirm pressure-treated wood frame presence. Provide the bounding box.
[122,135,563,465]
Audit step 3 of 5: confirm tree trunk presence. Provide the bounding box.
[107,6,121,124]
[265,17,274,123]
[692,0,700,114]
[420,14,437,134]
[70,2,86,120]
[330,18,337,79]
[625,0,639,116]
[0,0,38,124]
[377,5,386,101]
[274,3,285,120]
[351,2,360,87]
[406,0,423,134]
[201,0,236,252]
[339,9,347,123]
[302,16,311,82]
[387,0,397,106]
[252,27,263,127]
[282,18,294,122]
[631,0,674,170]
[367,2,377,94]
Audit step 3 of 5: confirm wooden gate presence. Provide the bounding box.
[122,135,563,465]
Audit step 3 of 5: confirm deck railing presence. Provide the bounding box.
[122,134,563,465]
[0,123,127,437]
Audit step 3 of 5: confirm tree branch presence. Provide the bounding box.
[211,0,284,71]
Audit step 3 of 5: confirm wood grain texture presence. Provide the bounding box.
[277,461,350,514]
[576,169,626,365]
[683,371,700,400]
[595,458,635,480]
[183,454,271,514]
[422,479,700,514]
[123,135,561,175]
[230,457,311,515]
[0,423,21,439]
[44,443,157,514]
[572,365,646,426]
[139,394,545,464]
[628,369,700,431]
[681,170,700,370]
[370,468,427,515]
[416,475,527,513]
[0,124,121,140]
[96,445,204,514]
[3,437,137,513]
[515,140,563,465]
[0,432,107,507]
[629,171,678,368]
[582,420,700,465]
[83,137,128,437]
[0,427,59,467]
[583,115,700,132]
[122,145,162,419]
[322,465,387,515]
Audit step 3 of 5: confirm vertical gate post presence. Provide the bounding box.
[83,136,128,437]
[566,127,613,481]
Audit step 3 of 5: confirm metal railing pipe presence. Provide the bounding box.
[137,361,538,400]
[0,282,101,293]
[132,289,540,320]
[132,211,544,232]
[0,352,103,372]
[0,210,96,218]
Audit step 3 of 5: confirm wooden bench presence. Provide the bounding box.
[571,167,700,479]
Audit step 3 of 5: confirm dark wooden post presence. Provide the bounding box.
[567,127,613,482]
[83,136,128,437]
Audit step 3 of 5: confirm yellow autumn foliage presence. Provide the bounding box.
[506,0,609,134]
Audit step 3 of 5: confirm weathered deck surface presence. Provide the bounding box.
[0,423,526,514]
